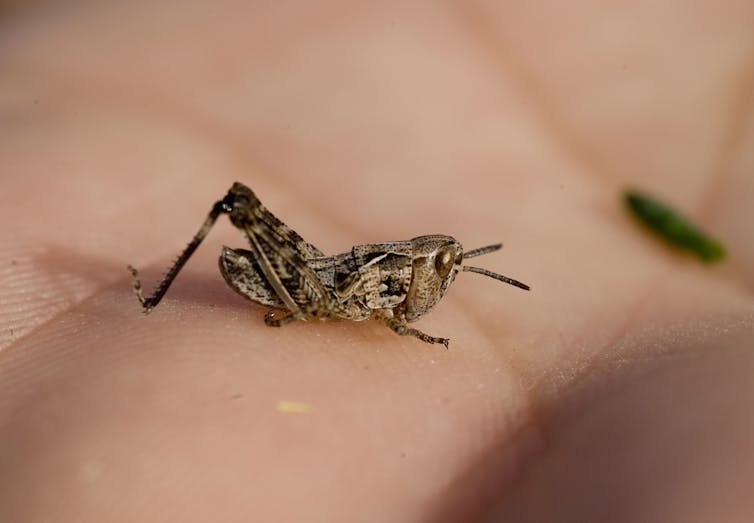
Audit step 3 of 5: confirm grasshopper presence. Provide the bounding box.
[128,182,529,348]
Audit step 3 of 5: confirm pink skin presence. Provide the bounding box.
[1,1,753,521]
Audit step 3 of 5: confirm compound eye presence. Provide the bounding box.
[434,246,456,279]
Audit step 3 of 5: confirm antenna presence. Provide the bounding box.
[464,243,502,259]
[462,266,530,290]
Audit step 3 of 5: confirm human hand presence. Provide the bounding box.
[1,1,752,521]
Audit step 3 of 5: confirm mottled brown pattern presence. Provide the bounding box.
[129,183,529,347]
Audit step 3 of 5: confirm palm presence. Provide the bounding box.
[1,2,752,521]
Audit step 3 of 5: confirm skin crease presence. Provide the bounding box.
[0,0,753,521]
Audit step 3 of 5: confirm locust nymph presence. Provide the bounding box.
[129,182,529,348]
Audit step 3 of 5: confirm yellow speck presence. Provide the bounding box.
[276,400,312,414]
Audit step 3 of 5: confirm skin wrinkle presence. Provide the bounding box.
[1,246,258,356]
[468,261,665,445]
[699,60,754,220]
[0,272,270,419]
[540,270,665,410]
[396,287,543,522]
[448,286,520,356]
[0,246,121,352]
[449,1,618,187]
[537,260,754,418]
[440,279,542,482]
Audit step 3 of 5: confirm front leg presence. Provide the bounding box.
[376,310,449,349]
[264,309,303,327]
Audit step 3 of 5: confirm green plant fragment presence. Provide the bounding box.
[624,190,726,263]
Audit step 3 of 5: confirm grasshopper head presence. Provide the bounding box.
[404,235,529,322]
